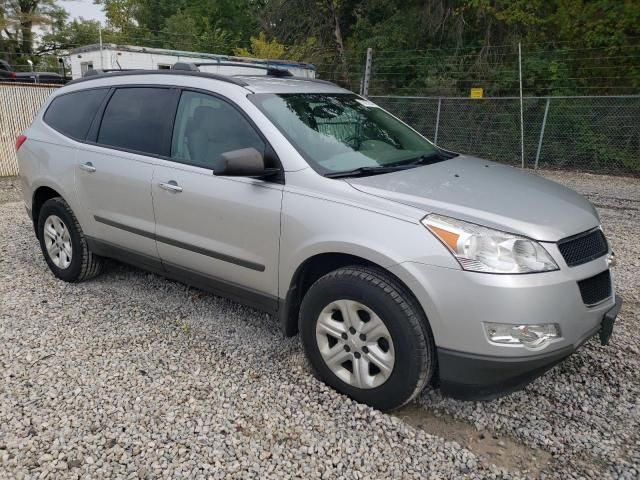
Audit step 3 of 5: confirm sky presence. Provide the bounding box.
[31,1,106,42]
[61,0,106,23]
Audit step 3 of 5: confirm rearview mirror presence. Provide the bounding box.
[214,148,280,178]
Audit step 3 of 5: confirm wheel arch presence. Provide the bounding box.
[279,252,430,339]
[32,185,63,237]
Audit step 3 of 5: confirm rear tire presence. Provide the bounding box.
[299,265,435,411]
[37,197,103,282]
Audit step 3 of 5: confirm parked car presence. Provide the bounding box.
[14,71,69,85]
[16,65,621,410]
[0,59,17,81]
[0,59,69,84]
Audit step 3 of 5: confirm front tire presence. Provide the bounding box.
[37,197,103,282]
[299,266,435,410]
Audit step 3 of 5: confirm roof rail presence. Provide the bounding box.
[84,68,141,77]
[173,62,293,77]
[68,68,249,87]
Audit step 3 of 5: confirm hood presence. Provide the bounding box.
[346,156,599,241]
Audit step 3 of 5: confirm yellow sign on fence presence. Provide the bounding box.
[470,87,484,99]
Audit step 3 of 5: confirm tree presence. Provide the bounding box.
[40,17,102,52]
[96,0,259,54]
[0,0,65,66]
[162,10,232,53]
[234,32,286,59]
[94,0,137,33]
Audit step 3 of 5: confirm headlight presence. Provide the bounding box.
[484,322,561,349]
[422,214,558,273]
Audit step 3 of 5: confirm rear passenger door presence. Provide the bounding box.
[75,86,179,261]
[151,90,283,308]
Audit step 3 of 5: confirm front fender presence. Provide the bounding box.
[278,189,459,299]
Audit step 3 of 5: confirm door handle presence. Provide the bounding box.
[79,162,96,173]
[159,181,183,193]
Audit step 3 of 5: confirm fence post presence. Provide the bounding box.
[534,98,550,170]
[362,48,373,98]
[434,98,442,144]
[518,42,525,169]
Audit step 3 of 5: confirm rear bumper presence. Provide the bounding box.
[438,297,622,400]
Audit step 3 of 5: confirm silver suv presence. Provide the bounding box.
[17,65,621,410]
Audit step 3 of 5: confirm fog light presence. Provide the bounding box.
[607,251,616,268]
[483,323,560,348]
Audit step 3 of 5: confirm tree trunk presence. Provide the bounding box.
[21,20,33,54]
[17,0,39,56]
[324,0,349,86]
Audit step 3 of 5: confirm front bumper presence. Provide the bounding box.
[437,296,621,400]
[388,255,619,400]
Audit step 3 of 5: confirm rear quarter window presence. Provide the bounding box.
[44,88,109,140]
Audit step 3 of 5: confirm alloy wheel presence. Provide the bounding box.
[43,214,72,269]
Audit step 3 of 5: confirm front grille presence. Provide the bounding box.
[558,229,608,267]
[577,270,612,305]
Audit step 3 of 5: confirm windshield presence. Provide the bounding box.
[249,93,448,176]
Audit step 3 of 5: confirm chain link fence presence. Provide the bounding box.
[373,95,640,174]
[0,77,638,177]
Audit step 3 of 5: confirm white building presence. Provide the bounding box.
[69,44,316,80]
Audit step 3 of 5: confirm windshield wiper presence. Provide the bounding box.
[395,152,454,167]
[324,151,459,179]
[409,153,443,165]
[324,165,410,178]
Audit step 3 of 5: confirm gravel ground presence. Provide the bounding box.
[0,171,638,479]
[0,176,21,206]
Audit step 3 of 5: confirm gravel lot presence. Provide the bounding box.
[0,171,638,479]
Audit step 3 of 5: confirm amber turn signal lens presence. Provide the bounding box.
[426,224,459,251]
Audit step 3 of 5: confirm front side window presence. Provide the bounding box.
[171,90,265,170]
[44,88,109,140]
[98,87,176,156]
[250,93,449,176]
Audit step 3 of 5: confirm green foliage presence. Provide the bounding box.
[234,32,287,59]
[94,0,259,54]
[161,11,232,53]
[2,0,638,85]
[232,33,321,63]
[4,0,635,98]
[1,0,636,173]
[0,0,60,62]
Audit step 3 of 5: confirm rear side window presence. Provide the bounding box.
[98,87,177,156]
[44,89,108,140]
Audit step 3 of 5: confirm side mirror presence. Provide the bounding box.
[214,148,280,178]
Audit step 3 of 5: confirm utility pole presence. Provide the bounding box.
[99,24,104,69]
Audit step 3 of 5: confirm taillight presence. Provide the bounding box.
[15,135,27,151]
[9,71,16,80]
